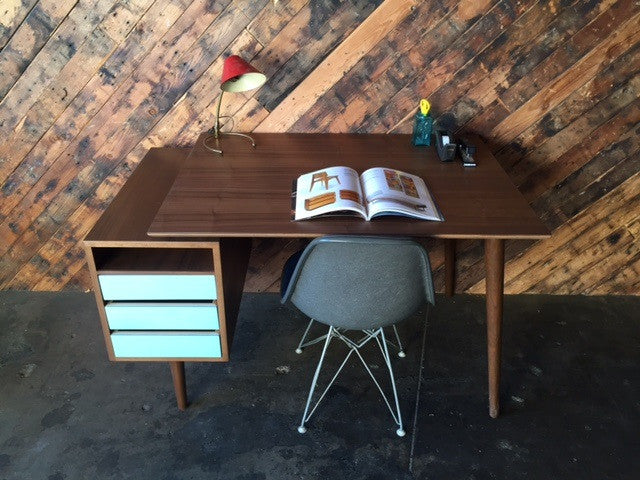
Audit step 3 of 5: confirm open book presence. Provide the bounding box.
[294,166,443,221]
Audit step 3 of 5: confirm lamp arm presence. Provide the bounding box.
[204,85,258,154]
[214,90,224,139]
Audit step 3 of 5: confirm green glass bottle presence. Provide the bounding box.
[412,99,433,146]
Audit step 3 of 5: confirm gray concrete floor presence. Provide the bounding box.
[0,292,638,479]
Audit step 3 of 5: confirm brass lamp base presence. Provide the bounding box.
[203,131,257,155]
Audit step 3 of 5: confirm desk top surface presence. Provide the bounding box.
[148,133,549,239]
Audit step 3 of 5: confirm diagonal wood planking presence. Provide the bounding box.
[0,0,638,295]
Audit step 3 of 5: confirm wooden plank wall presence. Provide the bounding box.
[0,0,638,295]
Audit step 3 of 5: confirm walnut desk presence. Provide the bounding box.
[146,133,549,418]
[83,148,251,411]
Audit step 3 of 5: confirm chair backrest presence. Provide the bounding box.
[281,236,435,330]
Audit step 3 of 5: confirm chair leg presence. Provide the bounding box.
[353,330,405,436]
[295,319,315,354]
[380,329,405,437]
[391,325,406,358]
[357,326,405,358]
[298,326,334,433]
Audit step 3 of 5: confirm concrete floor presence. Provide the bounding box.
[0,292,638,479]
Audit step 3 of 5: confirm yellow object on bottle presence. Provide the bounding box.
[420,99,431,116]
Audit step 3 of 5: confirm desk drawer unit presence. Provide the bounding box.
[83,149,253,408]
[105,303,219,330]
[110,332,222,358]
[97,271,221,360]
[98,274,217,301]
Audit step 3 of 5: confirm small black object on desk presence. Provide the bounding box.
[435,130,457,162]
[459,141,477,167]
[436,130,477,167]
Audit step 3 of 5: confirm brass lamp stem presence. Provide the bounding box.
[204,90,258,155]
[203,92,225,154]
[214,90,224,139]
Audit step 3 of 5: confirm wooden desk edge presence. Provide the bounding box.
[146,231,551,240]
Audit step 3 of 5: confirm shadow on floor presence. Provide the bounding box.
[0,292,638,479]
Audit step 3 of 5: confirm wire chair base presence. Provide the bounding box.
[295,319,406,358]
[297,326,405,436]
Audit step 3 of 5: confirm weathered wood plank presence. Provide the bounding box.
[292,0,461,132]
[151,0,309,145]
[63,260,91,292]
[529,116,639,210]
[0,25,116,174]
[489,7,640,143]
[528,223,637,294]
[142,0,386,146]
[495,0,634,117]
[2,147,143,289]
[295,2,494,131]
[427,0,591,123]
[0,0,268,285]
[0,0,39,49]
[249,2,324,88]
[0,1,155,174]
[8,177,123,290]
[0,0,76,97]
[257,0,386,113]
[497,40,640,174]
[0,0,227,255]
[468,170,640,293]
[255,0,417,132]
[587,231,640,294]
[459,239,537,294]
[82,0,265,156]
[454,0,622,135]
[356,0,534,133]
[244,238,306,292]
[520,96,640,200]
[0,0,126,182]
[246,0,308,47]
[0,0,193,214]
[0,0,115,137]
[57,0,235,166]
[540,130,640,230]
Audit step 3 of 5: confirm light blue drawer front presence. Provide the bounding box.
[98,274,216,300]
[110,332,221,358]
[105,303,219,330]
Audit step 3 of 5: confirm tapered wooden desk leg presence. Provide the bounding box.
[485,238,504,418]
[444,239,456,297]
[169,361,187,411]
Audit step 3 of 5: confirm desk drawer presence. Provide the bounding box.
[105,303,219,330]
[98,274,216,301]
[110,332,221,359]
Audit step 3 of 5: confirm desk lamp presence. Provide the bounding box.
[204,55,267,155]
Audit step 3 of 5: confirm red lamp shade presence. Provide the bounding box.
[220,55,266,93]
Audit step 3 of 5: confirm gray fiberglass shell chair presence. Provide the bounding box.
[282,253,408,357]
[280,236,435,436]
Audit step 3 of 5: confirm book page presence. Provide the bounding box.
[294,166,366,220]
[360,167,443,221]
